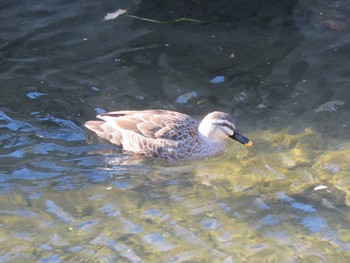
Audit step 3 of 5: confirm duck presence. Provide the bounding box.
[84,110,252,162]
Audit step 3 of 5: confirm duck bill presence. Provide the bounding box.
[230,129,253,147]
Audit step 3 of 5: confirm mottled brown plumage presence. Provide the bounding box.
[84,110,252,161]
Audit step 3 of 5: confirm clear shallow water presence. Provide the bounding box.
[1,0,350,262]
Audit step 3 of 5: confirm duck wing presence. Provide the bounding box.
[97,110,199,141]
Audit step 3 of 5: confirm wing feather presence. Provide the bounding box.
[97,110,199,141]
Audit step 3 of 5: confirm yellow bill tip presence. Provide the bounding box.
[244,140,253,147]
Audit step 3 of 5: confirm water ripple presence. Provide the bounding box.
[119,217,144,234]
[1,0,350,261]
[46,200,75,224]
[142,233,177,252]
[98,203,120,217]
[0,111,36,132]
[12,167,61,180]
[300,216,328,233]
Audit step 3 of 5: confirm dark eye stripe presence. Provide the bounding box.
[215,122,234,130]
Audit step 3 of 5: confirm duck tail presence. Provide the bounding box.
[84,121,122,145]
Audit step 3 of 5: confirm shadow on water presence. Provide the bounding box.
[1,0,350,262]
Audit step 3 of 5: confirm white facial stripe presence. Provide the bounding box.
[212,121,235,131]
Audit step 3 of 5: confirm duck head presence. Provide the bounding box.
[198,111,253,146]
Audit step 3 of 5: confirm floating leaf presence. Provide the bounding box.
[314,185,328,191]
[104,9,127,20]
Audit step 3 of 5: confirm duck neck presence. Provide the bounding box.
[197,133,227,156]
[198,121,212,140]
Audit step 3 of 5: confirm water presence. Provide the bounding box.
[1,0,350,262]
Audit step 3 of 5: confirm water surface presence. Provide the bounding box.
[1,0,350,262]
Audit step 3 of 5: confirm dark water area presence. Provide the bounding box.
[1,0,350,262]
